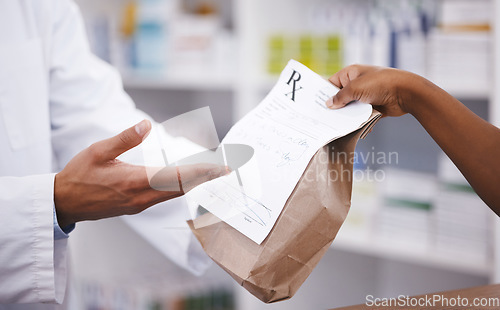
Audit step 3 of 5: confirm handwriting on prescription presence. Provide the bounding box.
[201,181,272,227]
[232,120,310,168]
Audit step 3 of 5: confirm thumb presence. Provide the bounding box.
[93,119,152,161]
[325,84,360,109]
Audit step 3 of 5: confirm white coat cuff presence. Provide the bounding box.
[33,174,68,304]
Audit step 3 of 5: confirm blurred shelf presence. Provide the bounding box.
[120,71,491,101]
[332,231,492,277]
[122,71,236,91]
[427,78,491,100]
[256,74,491,101]
[438,85,490,101]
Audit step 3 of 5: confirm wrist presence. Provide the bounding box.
[54,173,74,228]
[395,71,432,116]
[56,214,72,230]
[403,73,452,122]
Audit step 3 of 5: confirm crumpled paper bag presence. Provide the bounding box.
[188,110,381,303]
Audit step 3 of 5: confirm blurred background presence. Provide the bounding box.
[67,0,499,309]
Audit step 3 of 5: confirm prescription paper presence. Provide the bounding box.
[186,59,372,244]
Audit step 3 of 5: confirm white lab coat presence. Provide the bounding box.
[0,0,209,308]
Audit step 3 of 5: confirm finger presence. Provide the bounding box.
[148,164,230,193]
[92,119,152,161]
[148,166,182,192]
[345,64,363,81]
[328,65,362,88]
[326,83,359,109]
[178,163,230,193]
[328,66,352,88]
[327,66,362,108]
[328,70,343,89]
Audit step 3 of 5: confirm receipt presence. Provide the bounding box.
[186,59,372,244]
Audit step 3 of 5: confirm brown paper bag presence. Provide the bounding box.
[188,110,381,303]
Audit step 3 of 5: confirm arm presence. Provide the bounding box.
[47,0,220,273]
[0,121,224,304]
[55,120,228,227]
[326,65,500,215]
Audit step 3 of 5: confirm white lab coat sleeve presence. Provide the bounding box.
[46,0,210,274]
[0,174,67,304]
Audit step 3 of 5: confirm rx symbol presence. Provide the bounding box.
[285,70,303,102]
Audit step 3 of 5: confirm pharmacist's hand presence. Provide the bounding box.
[54,120,229,228]
[326,65,423,116]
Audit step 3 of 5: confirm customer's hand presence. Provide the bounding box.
[325,64,500,215]
[54,120,229,228]
[325,64,427,116]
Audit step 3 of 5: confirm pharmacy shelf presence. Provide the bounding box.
[121,71,490,101]
[492,0,500,285]
[427,81,491,101]
[441,87,490,101]
[332,231,492,277]
[256,74,491,101]
[122,72,236,91]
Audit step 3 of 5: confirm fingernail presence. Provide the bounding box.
[225,166,232,174]
[326,97,334,108]
[135,120,149,135]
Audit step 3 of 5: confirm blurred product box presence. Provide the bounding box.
[168,15,221,74]
[343,178,380,238]
[376,168,437,250]
[439,0,492,31]
[267,34,343,76]
[266,0,437,77]
[432,154,491,262]
[371,160,491,262]
[83,0,235,78]
[426,30,491,93]
[132,0,176,72]
[77,280,235,310]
